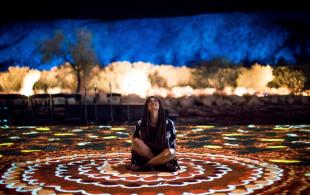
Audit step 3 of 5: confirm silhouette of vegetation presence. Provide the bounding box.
[268,66,306,94]
[40,29,97,93]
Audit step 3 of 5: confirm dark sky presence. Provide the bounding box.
[0,0,309,24]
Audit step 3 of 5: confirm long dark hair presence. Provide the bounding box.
[140,96,167,146]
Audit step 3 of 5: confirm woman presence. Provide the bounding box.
[127,96,180,172]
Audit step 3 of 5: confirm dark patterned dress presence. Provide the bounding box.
[131,119,180,172]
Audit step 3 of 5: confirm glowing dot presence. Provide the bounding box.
[269,159,301,163]
[36,127,50,131]
[223,133,244,136]
[291,141,310,144]
[21,150,41,153]
[17,126,36,129]
[77,142,91,146]
[194,125,215,129]
[88,135,98,138]
[273,127,289,131]
[111,127,126,131]
[248,125,256,128]
[103,136,117,139]
[305,173,310,177]
[116,132,129,135]
[72,129,83,132]
[223,137,237,140]
[237,129,248,133]
[299,129,310,132]
[203,145,223,149]
[0,125,9,129]
[224,143,239,147]
[0,143,14,146]
[10,136,21,140]
[99,126,112,129]
[0,155,2,158]
[260,138,285,142]
[125,140,132,143]
[23,131,38,135]
[286,133,298,137]
[54,133,75,136]
[191,128,204,132]
[266,146,287,149]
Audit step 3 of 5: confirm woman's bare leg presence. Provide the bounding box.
[146,148,175,166]
[132,138,154,159]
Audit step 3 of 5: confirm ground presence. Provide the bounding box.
[0,125,309,194]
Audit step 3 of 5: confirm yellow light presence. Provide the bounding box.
[191,128,204,132]
[194,126,215,129]
[125,140,132,143]
[204,145,223,149]
[111,127,127,131]
[19,70,41,96]
[54,133,75,136]
[269,159,301,163]
[36,127,50,131]
[273,127,289,131]
[21,150,41,153]
[266,146,287,149]
[260,138,285,142]
[103,136,117,139]
[0,143,14,146]
[223,133,244,136]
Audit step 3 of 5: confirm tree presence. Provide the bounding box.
[268,66,306,94]
[40,29,97,93]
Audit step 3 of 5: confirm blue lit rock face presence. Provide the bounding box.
[0,12,308,70]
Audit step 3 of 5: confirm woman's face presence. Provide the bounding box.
[147,97,160,112]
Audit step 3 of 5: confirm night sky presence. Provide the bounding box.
[0,0,309,70]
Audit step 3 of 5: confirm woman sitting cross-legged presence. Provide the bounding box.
[127,96,180,172]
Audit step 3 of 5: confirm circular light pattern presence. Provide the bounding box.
[0,152,283,194]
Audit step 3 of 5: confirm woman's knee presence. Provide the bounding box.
[132,138,142,146]
[163,148,175,159]
[132,138,146,150]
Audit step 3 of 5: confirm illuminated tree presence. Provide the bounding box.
[268,66,306,94]
[40,29,97,93]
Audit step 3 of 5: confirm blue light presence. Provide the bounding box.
[0,13,306,70]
